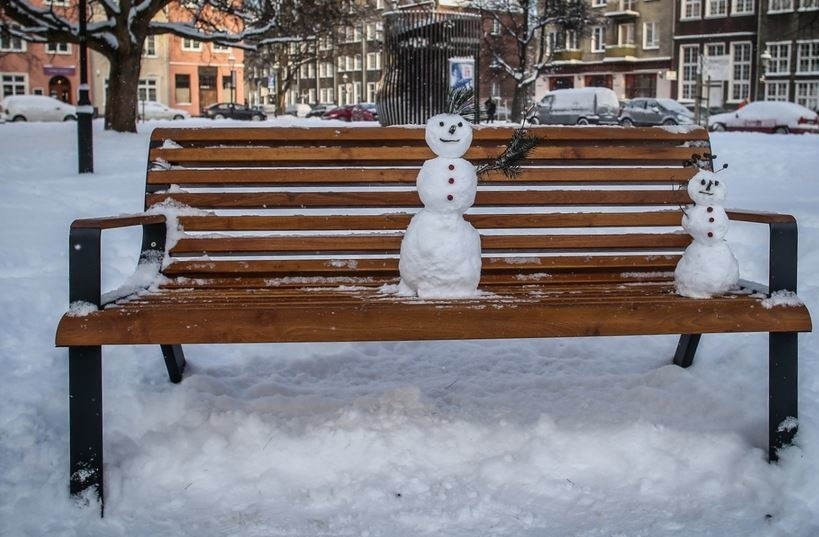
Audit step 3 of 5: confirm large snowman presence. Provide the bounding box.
[674,169,739,298]
[397,113,482,298]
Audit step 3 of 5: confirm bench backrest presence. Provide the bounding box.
[147,125,707,285]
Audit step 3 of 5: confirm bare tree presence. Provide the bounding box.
[1,0,361,132]
[470,0,601,122]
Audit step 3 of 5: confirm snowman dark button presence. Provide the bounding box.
[707,206,714,213]
[447,194,454,201]
[448,164,455,171]
[707,232,713,237]
[709,217,715,222]
[448,178,455,184]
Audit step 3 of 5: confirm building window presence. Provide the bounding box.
[45,0,69,5]
[800,0,819,9]
[705,43,726,56]
[0,26,26,52]
[366,52,381,70]
[490,19,501,35]
[766,42,791,75]
[680,44,699,100]
[213,43,229,52]
[319,87,334,103]
[366,82,377,102]
[642,22,659,49]
[45,42,71,54]
[618,23,635,46]
[768,0,794,11]
[566,30,579,50]
[1,73,27,98]
[682,0,702,19]
[300,63,316,78]
[706,0,727,15]
[546,32,557,54]
[732,0,754,12]
[591,27,606,52]
[138,79,158,102]
[795,81,819,109]
[593,0,607,6]
[729,41,752,101]
[319,62,334,78]
[354,54,363,70]
[143,35,157,57]
[175,73,191,103]
[182,38,201,51]
[797,40,819,74]
[318,35,332,51]
[765,81,789,101]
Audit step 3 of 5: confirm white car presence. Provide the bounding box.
[137,101,190,120]
[708,101,819,134]
[0,95,77,122]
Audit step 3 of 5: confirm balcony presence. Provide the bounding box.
[605,0,640,19]
[552,49,584,62]
[605,44,638,58]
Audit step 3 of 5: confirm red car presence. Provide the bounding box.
[321,105,355,121]
[351,103,378,121]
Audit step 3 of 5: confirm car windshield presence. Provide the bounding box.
[657,99,693,116]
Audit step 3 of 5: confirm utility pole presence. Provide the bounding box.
[77,0,94,173]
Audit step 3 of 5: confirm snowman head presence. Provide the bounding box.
[425,113,473,158]
[687,170,727,205]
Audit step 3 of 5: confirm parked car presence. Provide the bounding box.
[708,101,819,134]
[201,102,266,121]
[0,95,77,122]
[284,103,312,117]
[619,98,694,126]
[351,102,378,121]
[307,103,336,118]
[528,87,620,126]
[322,105,356,121]
[137,100,190,120]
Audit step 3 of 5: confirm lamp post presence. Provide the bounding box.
[228,53,236,105]
[758,47,772,101]
[77,0,93,173]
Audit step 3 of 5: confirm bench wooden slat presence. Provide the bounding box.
[161,254,681,277]
[169,233,690,256]
[176,211,684,231]
[56,291,812,346]
[147,166,696,187]
[150,125,711,145]
[150,145,701,165]
[149,189,689,210]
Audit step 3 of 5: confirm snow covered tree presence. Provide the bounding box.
[469,0,601,122]
[0,0,361,132]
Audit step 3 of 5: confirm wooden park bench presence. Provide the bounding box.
[56,125,812,512]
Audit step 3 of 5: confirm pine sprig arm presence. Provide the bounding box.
[476,127,540,179]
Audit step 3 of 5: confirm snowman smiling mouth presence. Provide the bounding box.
[439,138,461,143]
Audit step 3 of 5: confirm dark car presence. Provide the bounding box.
[202,102,266,121]
[351,102,378,121]
[322,105,356,121]
[618,98,695,127]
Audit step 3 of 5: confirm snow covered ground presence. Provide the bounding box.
[1,117,817,536]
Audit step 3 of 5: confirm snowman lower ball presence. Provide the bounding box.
[398,113,482,298]
[674,170,739,298]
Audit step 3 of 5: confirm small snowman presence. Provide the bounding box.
[397,113,482,298]
[674,169,739,298]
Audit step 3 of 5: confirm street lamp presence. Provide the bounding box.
[758,47,772,101]
[77,0,93,173]
[228,53,236,104]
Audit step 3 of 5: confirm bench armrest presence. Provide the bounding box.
[727,210,798,294]
[69,213,168,307]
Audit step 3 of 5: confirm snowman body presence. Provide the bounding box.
[398,114,482,298]
[674,170,739,298]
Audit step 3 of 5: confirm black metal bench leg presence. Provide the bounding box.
[673,334,701,368]
[769,332,798,462]
[69,345,104,514]
[160,344,186,384]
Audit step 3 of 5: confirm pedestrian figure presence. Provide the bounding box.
[484,97,497,123]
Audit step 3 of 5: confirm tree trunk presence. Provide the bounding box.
[104,49,143,132]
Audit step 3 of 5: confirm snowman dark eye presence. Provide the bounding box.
[701,179,706,185]
[714,180,720,186]
[439,121,444,127]
[458,122,463,127]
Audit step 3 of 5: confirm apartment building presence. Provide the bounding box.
[535,0,676,101]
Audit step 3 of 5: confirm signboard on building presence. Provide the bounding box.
[267,74,277,90]
[43,65,76,77]
[449,57,474,90]
[701,56,731,81]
